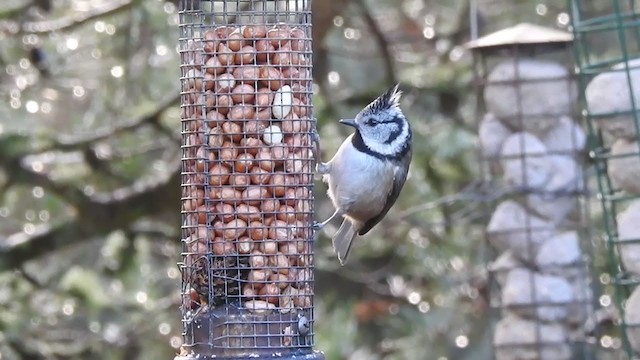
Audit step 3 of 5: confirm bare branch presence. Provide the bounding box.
[0,92,179,217]
[1,154,89,205]
[50,93,180,152]
[0,167,181,271]
[0,93,179,160]
[312,0,349,44]
[0,0,134,35]
[1,222,83,270]
[0,2,30,20]
[354,0,395,84]
[0,90,182,271]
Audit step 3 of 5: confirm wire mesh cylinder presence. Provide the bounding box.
[469,23,596,360]
[177,1,322,358]
[571,1,640,358]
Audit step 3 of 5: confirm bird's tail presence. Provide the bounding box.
[332,219,358,265]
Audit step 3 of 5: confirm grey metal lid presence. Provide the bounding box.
[466,22,573,50]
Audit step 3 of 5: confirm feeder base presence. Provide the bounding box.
[174,350,325,360]
[179,303,323,359]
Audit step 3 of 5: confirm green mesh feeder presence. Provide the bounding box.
[570,1,640,358]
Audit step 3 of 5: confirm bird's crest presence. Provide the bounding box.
[364,83,402,114]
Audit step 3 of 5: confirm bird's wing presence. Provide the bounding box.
[358,149,412,235]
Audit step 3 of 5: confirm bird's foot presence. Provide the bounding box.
[310,128,320,161]
[313,209,341,232]
[312,221,324,231]
[310,127,321,146]
[313,216,335,231]
[311,128,329,175]
[316,162,329,175]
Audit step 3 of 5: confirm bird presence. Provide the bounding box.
[313,84,412,265]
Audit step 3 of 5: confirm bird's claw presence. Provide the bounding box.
[316,162,329,176]
[311,128,329,175]
[311,129,326,174]
[312,221,324,231]
[310,128,320,161]
[310,127,321,143]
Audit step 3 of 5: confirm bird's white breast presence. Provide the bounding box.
[324,134,396,221]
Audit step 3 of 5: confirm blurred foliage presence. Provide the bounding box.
[0,0,622,359]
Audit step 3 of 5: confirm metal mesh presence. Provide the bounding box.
[470,23,597,359]
[177,1,320,358]
[571,1,640,358]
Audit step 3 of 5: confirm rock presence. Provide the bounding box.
[494,315,571,360]
[600,130,619,149]
[480,112,512,159]
[611,57,640,70]
[501,132,552,190]
[488,250,525,287]
[609,138,640,194]
[525,193,576,226]
[586,58,640,139]
[546,155,583,193]
[484,58,575,136]
[616,199,640,276]
[624,286,640,354]
[524,156,582,224]
[502,268,573,322]
[542,116,586,154]
[566,272,593,327]
[535,231,581,271]
[535,231,592,326]
[487,200,556,263]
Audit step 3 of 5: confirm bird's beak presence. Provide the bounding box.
[339,118,357,128]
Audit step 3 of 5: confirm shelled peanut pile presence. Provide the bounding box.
[180,23,314,315]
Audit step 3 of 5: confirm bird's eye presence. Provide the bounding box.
[364,117,375,126]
